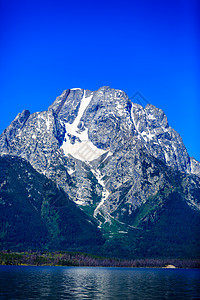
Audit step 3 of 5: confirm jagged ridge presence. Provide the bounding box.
[0,87,200,258]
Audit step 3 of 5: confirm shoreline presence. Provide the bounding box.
[0,264,199,269]
[0,251,199,269]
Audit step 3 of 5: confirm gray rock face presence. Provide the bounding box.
[190,158,200,177]
[0,86,199,228]
[0,110,30,152]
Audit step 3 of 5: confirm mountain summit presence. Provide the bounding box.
[0,87,200,258]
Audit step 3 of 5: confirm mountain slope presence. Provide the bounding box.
[0,155,104,252]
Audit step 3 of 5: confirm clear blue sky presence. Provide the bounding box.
[0,0,199,161]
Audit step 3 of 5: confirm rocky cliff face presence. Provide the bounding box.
[0,87,199,230]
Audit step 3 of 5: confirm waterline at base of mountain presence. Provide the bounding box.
[0,251,199,269]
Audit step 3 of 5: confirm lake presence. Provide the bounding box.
[0,266,199,299]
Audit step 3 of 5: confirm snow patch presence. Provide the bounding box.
[131,105,139,131]
[46,114,50,130]
[37,119,41,129]
[75,199,85,205]
[67,168,74,175]
[86,161,111,226]
[141,131,155,141]
[148,114,156,120]
[62,139,106,162]
[93,172,110,219]
[61,91,107,162]
[164,150,170,162]
[116,103,124,116]
[65,90,92,139]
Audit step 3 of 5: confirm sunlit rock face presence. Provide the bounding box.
[0,86,199,228]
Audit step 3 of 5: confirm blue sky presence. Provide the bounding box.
[0,0,199,161]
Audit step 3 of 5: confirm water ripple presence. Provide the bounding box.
[0,266,199,299]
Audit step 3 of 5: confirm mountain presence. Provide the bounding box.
[0,86,200,258]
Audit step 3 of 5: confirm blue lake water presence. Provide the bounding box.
[0,266,199,299]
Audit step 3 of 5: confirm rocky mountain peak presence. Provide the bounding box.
[0,86,199,230]
[0,86,199,258]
